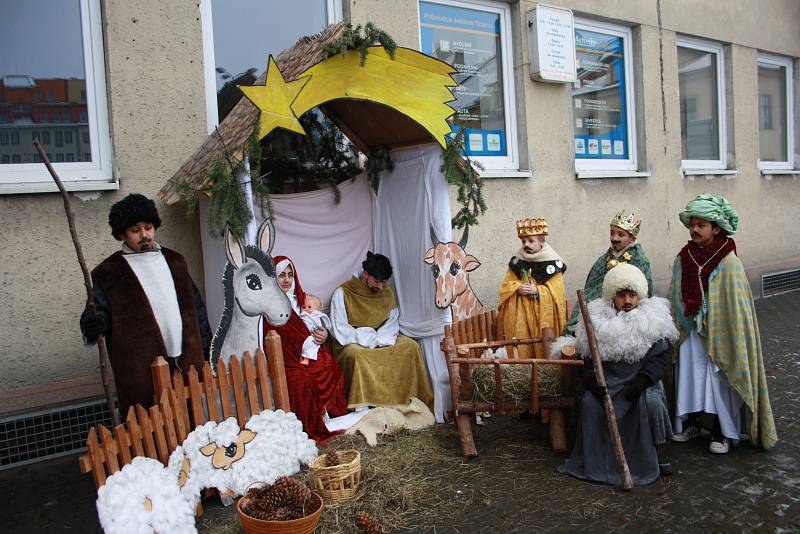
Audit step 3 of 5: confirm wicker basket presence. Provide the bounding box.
[237,492,323,534]
[308,449,361,502]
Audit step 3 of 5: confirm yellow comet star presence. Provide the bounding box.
[241,46,458,147]
[239,55,310,139]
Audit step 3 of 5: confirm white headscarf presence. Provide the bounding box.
[276,258,300,314]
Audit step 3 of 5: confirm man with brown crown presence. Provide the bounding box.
[330,251,434,410]
[498,218,568,358]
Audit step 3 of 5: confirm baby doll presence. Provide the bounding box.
[299,294,332,366]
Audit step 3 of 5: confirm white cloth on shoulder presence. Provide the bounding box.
[299,310,332,361]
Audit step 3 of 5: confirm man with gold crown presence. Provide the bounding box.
[669,194,776,453]
[565,209,654,336]
[498,218,568,358]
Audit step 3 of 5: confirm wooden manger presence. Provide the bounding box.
[78,331,290,511]
[442,309,582,457]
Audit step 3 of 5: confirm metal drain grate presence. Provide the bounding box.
[0,399,112,469]
[762,268,800,298]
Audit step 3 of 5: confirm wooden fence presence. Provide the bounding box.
[79,331,290,492]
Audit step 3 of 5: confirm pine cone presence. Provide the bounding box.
[355,511,383,533]
[324,448,340,467]
[262,486,290,511]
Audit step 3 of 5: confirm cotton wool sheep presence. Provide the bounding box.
[227,409,318,495]
[166,419,217,508]
[96,456,196,534]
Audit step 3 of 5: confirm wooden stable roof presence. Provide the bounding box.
[160,22,458,204]
[160,23,349,204]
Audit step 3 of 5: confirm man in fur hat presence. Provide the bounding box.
[330,251,433,409]
[669,194,776,453]
[565,209,654,336]
[498,218,568,358]
[80,194,211,416]
[555,263,678,486]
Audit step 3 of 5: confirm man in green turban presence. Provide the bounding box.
[668,194,776,453]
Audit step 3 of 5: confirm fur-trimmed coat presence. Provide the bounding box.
[556,297,679,486]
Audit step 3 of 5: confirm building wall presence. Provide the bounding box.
[0,0,208,412]
[349,0,800,309]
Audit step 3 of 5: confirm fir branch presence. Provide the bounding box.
[441,129,486,229]
[324,22,397,66]
[365,147,394,192]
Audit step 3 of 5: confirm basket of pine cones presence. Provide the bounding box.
[308,448,361,502]
[237,476,323,534]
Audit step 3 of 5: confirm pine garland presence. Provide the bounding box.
[324,22,397,65]
[171,125,265,239]
[441,129,486,229]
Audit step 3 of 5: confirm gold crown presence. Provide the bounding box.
[516,218,549,238]
[610,209,641,236]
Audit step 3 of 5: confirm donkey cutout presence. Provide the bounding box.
[210,219,291,371]
[424,225,484,321]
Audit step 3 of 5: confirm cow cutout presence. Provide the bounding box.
[424,225,484,321]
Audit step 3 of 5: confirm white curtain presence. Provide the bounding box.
[256,173,374,307]
[373,144,453,422]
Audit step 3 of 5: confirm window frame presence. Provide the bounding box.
[757,52,795,171]
[572,18,638,174]
[677,36,727,171]
[417,0,520,173]
[0,0,114,194]
[199,0,342,134]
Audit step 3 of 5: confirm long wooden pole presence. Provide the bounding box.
[33,139,120,427]
[577,289,633,491]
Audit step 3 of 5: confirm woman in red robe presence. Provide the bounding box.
[266,256,348,443]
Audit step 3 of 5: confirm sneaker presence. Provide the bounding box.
[709,438,730,454]
[658,461,673,476]
[671,425,704,442]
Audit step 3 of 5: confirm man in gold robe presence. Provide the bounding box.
[499,218,568,358]
[330,252,433,409]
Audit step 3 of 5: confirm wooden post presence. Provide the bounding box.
[264,331,290,411]
[577,289,633,491]
[33,139,119,427]
[442,332,477,456]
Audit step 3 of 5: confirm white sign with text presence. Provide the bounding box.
[527,4,577,83]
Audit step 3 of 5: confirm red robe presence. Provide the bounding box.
[268,257,348,443]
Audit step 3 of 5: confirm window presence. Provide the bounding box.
[419,0,519,172]
[53,111,61,123]
[758,53,794,170]
[40,110,49,122]
[677,37,726,169]
[573,19,637,173]
[1,155,9,164]
[201,0,338,127]
[11,132,19,145]
[56,153,64,162]
[0,0,113,192]
[55,131,64,147]
[66,153,74,162]
[65,131,73,144]
[0,133,7,145]
[12,154,21,163]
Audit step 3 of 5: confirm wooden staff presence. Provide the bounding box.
[33,139,120,427]
[577,289,632,491]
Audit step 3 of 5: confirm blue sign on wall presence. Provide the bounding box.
[572,28,629,160]
[420,1,508,157]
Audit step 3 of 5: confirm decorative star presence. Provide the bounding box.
[239,55,311,140]
[622,252,633,261]
[607,259,619,270]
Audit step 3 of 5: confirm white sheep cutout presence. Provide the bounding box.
[96,410,318,532]
[96,456,196,534]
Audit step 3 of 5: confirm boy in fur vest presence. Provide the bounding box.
[554,263,679,486]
